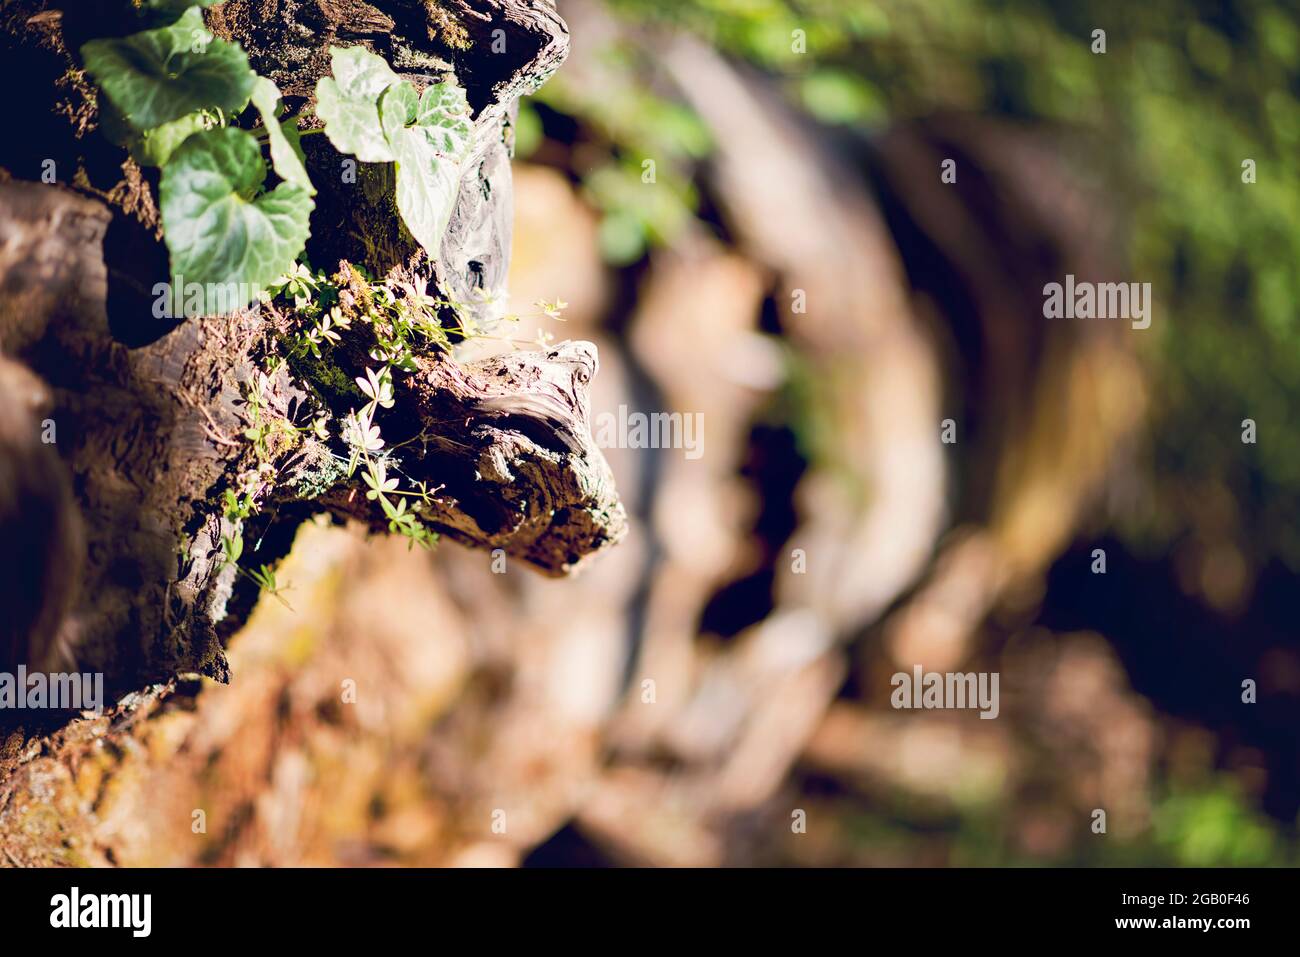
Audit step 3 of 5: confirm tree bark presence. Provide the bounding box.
[0,0,624,705]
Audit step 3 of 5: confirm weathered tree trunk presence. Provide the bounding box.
[0,2,622,716]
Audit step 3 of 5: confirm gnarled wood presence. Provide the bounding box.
[0,0,624,705]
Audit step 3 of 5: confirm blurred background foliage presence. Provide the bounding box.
[524,0,1300,570]
[504,0,1300,866]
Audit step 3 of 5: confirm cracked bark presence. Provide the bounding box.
[0,0,625,713]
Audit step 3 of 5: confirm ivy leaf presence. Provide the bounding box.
[250,76,315,194]
[97,96,214,167]
[409,81,473,154]
[81,7,254,132]
[160,127,313,316]
[313,46,473,255]
[281,119,309,173]
[378,80,473,256]
[135,111,215,166]
[313,46,400,163]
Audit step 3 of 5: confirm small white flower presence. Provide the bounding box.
[355,367,395,410]
[537,298,568,321]
[344,410,384,452]
[363,461,399,500]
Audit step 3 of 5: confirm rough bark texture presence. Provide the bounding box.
[0,0,624,708]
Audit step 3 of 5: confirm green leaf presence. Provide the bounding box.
[379,80,473,255]
[313,46,473,255]
[313,46,400,162]
[98,95,214,167]
[95,96,140,149]
[160,127,313,316]
[135,110,215,166]
[251,76,315,194]
[81,7,254,132]
[280,120,309,171]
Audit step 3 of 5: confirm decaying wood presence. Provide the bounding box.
[0,0,625,704]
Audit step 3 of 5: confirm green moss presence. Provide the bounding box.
[421,1,473,52]
[291,351,364,407]
[268,421,303,458]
